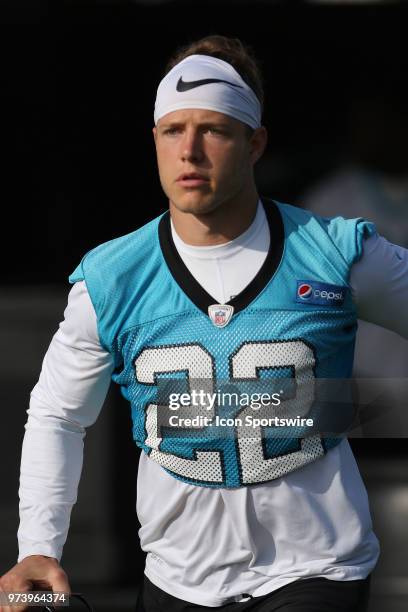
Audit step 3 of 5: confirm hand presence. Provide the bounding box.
[0,555,70,612]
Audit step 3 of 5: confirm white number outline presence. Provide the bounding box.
[229,340,324,484]
[135,343,225,484]
[134,339,324,485]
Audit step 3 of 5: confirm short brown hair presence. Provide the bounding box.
[164,35,264,114]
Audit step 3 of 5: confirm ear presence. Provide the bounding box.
[249,126,268,165]
[152,126,157,144]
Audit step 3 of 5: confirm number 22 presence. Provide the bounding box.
[135,340,324,485]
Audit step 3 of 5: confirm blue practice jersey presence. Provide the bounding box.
[69,198,376,488]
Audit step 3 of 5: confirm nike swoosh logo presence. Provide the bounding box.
[176,76,243,92]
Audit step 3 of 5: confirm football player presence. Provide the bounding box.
[1,35,408,612]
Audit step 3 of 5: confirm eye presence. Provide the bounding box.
[204,126,230,138]
[205,127,222,135]
[163,127,182,136]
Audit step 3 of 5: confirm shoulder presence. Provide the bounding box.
[69,211,166,284]
[275,199,372,232]
[272,199,377,266]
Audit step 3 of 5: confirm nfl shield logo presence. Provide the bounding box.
[208,304,234,328]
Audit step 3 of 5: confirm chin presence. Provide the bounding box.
[172,194,219,215]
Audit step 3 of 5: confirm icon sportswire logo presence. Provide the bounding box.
[176,77,244,92]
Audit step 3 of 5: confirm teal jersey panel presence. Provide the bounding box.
[68,199,376,488]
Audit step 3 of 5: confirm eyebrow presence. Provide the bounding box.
[159,121,231,130]
[158,122,184,129]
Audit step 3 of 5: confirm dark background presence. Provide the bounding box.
[1,1,407,611]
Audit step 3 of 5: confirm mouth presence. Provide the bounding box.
[176,173,210,188]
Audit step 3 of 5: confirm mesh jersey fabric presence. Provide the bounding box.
[69,199,376,488]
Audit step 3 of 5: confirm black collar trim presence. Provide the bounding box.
[158,197,284,316]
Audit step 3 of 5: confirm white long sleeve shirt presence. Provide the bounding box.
[18,202,408,606]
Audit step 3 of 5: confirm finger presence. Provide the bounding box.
[49,568,71,595]
[26,563,70,596]
[0,603,29,612]
[42,568,71,609]
[0,587,31,612]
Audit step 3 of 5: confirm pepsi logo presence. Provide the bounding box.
[298,283,313,299]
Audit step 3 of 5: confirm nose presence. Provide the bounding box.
[180,128,204,163]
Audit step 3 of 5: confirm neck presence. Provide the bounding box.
[169,188,260,246]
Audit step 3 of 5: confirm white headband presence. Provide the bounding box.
[154,54,262,130]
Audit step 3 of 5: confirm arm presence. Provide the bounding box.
[0,281,114,608]
[350,234,408,338]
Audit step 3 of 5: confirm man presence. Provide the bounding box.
[1,35,408,612]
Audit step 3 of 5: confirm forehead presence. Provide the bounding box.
[157,108,241,127]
